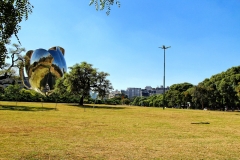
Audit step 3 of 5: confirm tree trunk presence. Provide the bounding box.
[201,98,204,109]
[79,96,84,106]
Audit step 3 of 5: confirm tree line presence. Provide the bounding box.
[0,61,113,105]
[1,54,240,111]
[131,66,240,111]
[0,83,127,105]
[0,83,108,105]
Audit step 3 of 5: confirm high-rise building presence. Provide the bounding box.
[125,87,141,99]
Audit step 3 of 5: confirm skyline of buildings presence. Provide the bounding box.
[0,76,169,100]
[109,85,170,99]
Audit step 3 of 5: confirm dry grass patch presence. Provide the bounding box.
[0,101,240,159]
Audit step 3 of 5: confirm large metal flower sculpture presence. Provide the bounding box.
[20,46,67,95]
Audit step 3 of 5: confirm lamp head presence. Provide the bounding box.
[159,45,171,49]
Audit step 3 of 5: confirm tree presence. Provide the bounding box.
[0,43,25,91]
[191,84,209,109]
[153,94,163,107]
[165,82,193,108]
[1,43,25,75]
[54,75,80,103]
[122,98,130,105]
[0,0,33,68]
[89,0,120,15]
[131,96,141,106]
[19,88,43,102]
[4,84,21,105]
[56,62,113,105]
[93,71,113,99]
[218,80,238,110]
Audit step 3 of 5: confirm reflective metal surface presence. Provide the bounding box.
[23,46,67,95]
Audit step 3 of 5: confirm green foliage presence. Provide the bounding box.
[55,62,113,105]
[152,95,163,107]
[3,84,21,101]
[106,96,121,105]
[89,0,120,15]
[19,88,43,102]
[165,82,193,108]
[131,94,164,107]
[122,98,130,105]
[187,66,240,110]
[2,85,43,102]
[162,67,240,110]
[0,0,33,68]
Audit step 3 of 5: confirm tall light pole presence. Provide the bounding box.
[159,45,171,109]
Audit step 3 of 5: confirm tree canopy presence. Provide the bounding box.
[0,0,33,68]
[55,62,113,105]
[129,66,240,110]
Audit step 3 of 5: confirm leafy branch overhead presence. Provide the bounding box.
[89,0,120,15]
[0,0,33,68]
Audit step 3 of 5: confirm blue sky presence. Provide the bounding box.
[10,0,240,90]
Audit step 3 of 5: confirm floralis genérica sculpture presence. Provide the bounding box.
[20,46,67,95]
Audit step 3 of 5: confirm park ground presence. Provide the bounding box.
[0,101,240,159]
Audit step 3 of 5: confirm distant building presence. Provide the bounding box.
[108,90,121,99]
[113,86,170,99]
[145,86,152,91]
[141,89,149,97]
[0,77,15,88]
[0,77,29,89]
[125,87,141,99]
[142,86,170,96]
[120,90,126,95]
[155,86,164,94]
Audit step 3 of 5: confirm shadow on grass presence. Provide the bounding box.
[191,122,210,124]
[0,105,56,112]
[68,104,127,110]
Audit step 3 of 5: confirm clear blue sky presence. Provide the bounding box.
[10,0,240,90]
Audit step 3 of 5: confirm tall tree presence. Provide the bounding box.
[0,0,33,68]
[165,82,193,108]
[57,62,113,105]
[191,84,208,109]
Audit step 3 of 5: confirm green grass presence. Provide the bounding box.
[0,101,240,159]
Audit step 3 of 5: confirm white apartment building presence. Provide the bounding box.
[125,87,141,99]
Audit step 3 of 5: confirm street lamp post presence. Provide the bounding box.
[140,89,142,106]
[159,45,171,109]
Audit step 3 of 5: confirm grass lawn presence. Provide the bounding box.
[0,101,240,159]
